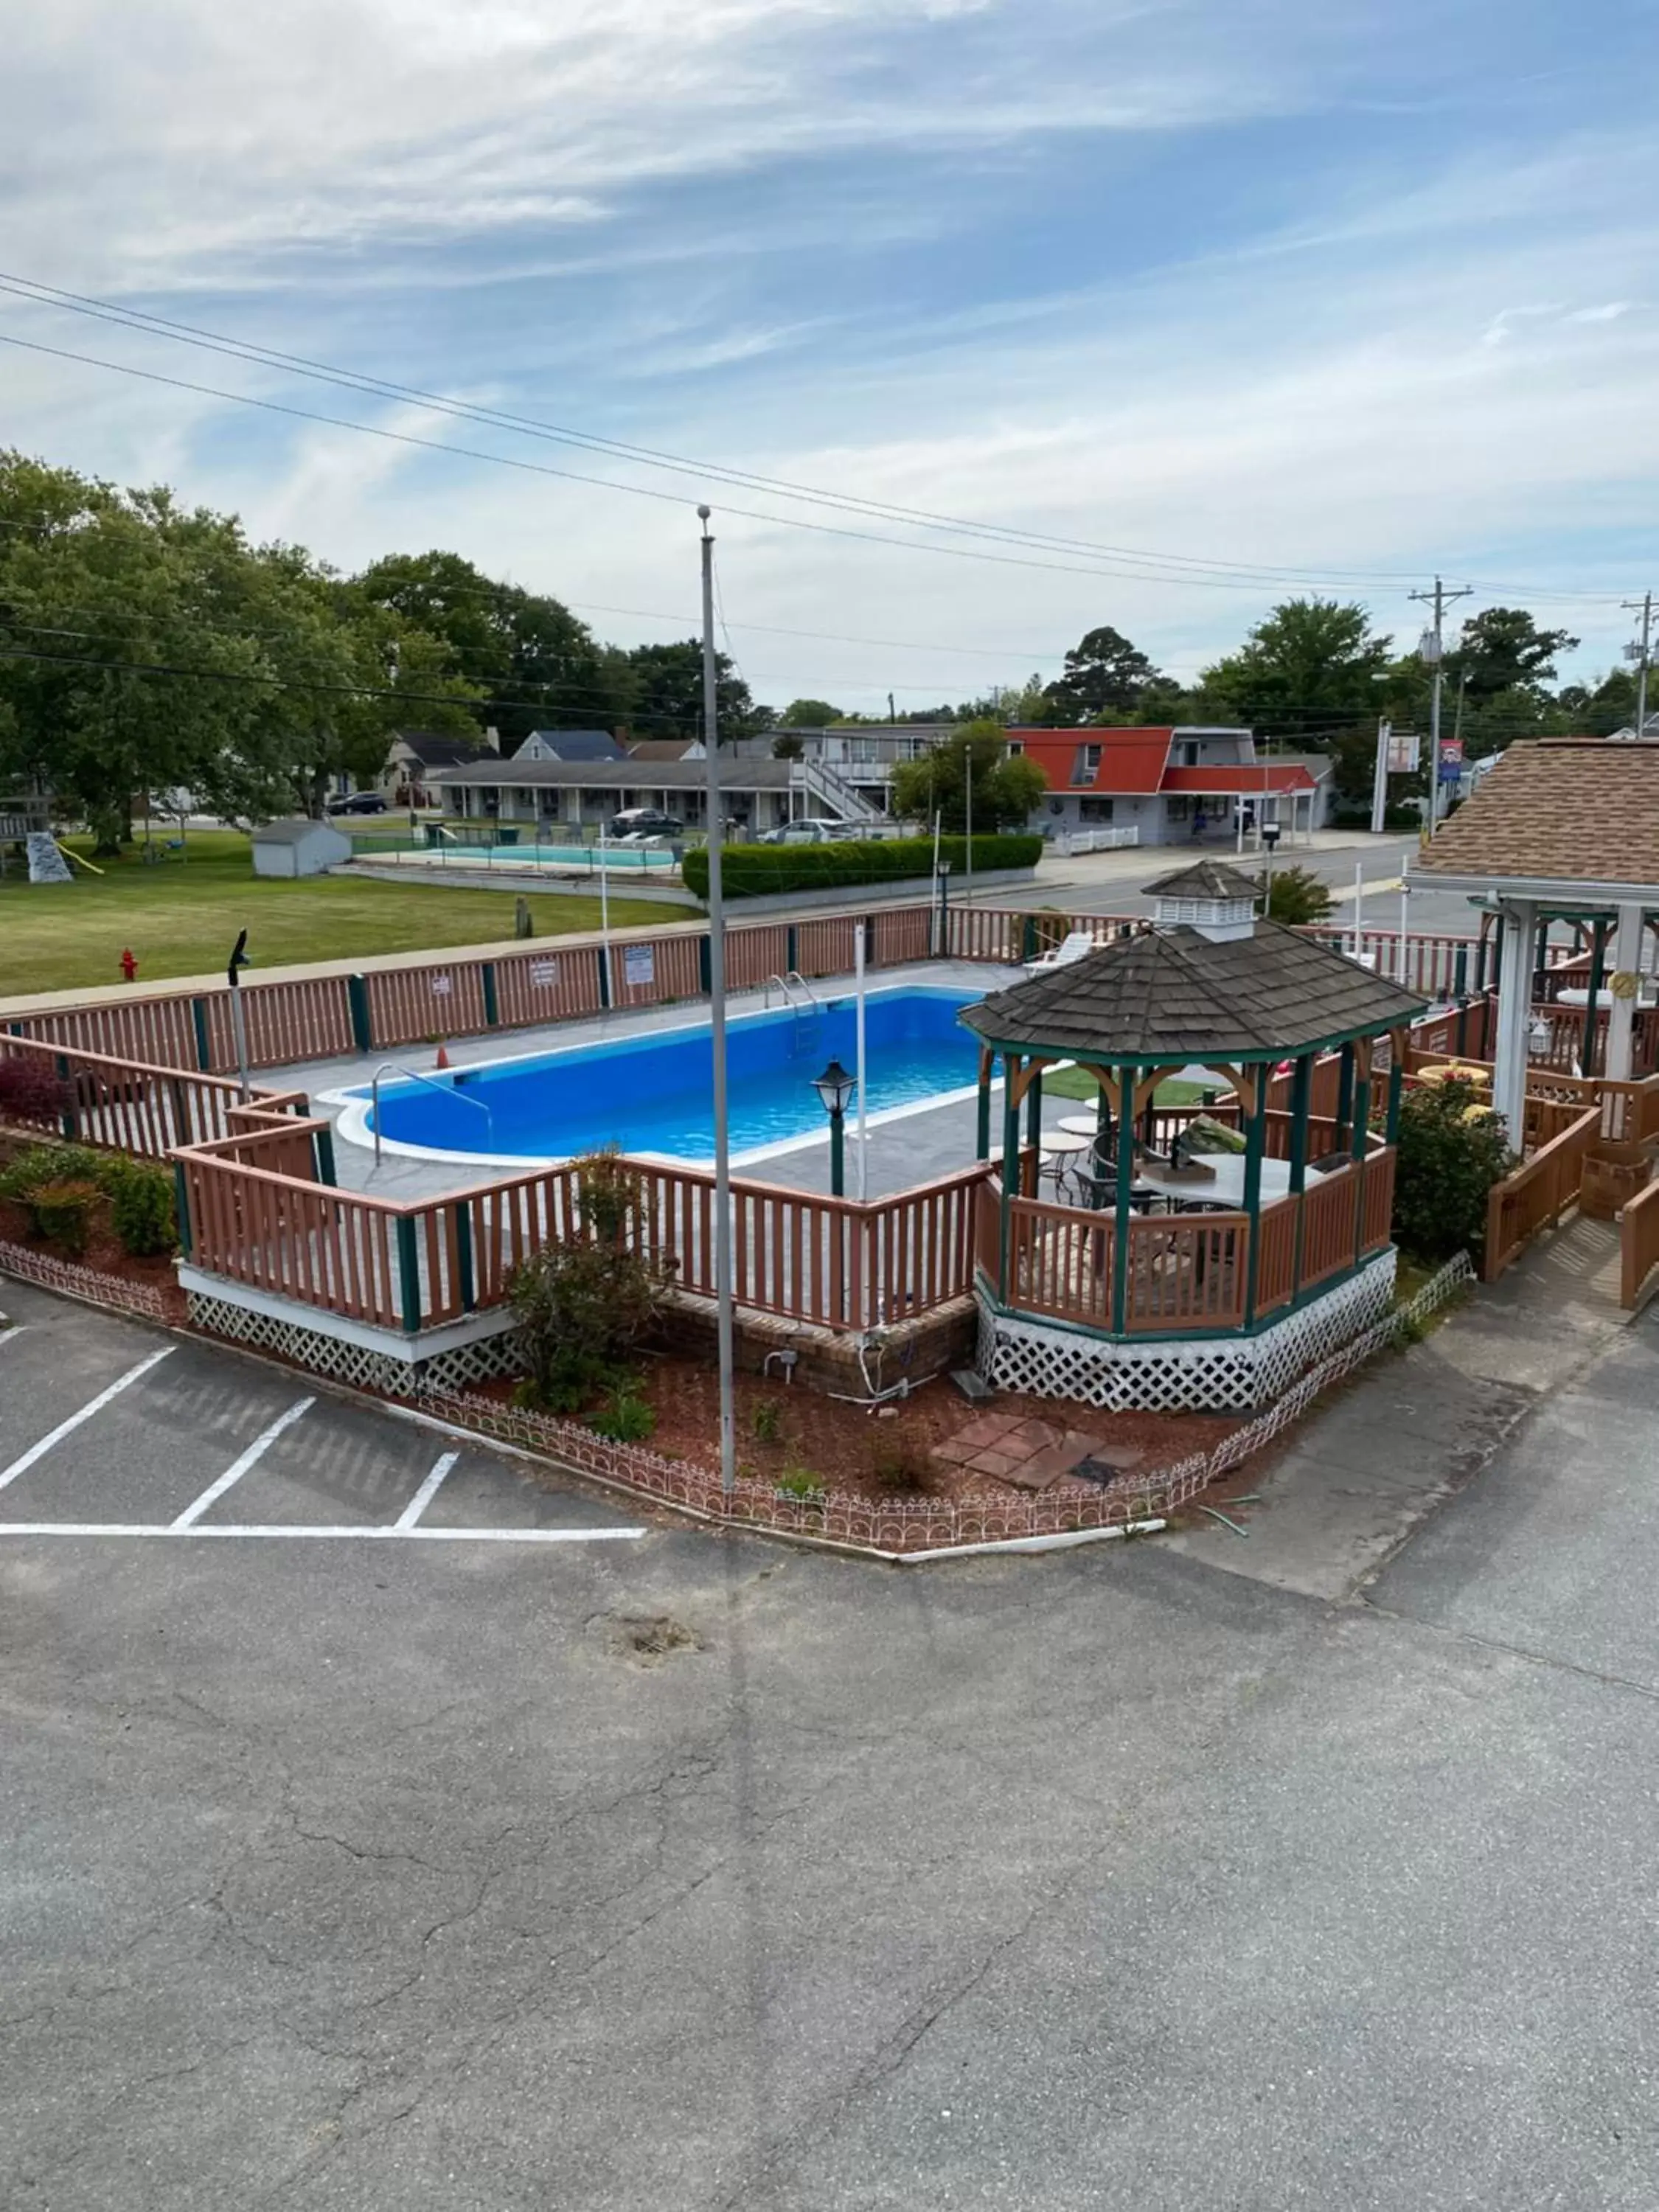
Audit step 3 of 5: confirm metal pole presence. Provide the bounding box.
[1624,591,1654,736]
[598,818,611,1005]
[1370,719,1389,837]
[829,1106,845,1197]
[854,917,869,1199]
[226,928,251,1102]
[1352,861,1363,959]
[964,745,973,905]
[699,509,737,1498]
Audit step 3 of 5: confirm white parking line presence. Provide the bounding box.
[170,1397,316,1529]
[394,1450,459,1531]
[0,1523,645,1543]
[0,1346,175,1492]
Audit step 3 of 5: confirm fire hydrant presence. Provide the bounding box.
[119,947,138,983]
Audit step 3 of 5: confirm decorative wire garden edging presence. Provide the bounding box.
[0,1239,173,1322]
[421,1253,1474,1557]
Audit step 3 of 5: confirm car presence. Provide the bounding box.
[325,792,389,816]
[759,818,864,845]
[607,808,684,841]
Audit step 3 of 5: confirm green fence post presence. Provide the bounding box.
[598,945,612,1010]
[172,1161,192,1259]
[786,924,799,975]
[313,1124,338,1187]
[191,997,212,1071]
[698,934,712,995]
[481,962,500,1029]
[455,1202,476,1312]
[347,973,373,1053]
[1110,1064,1138,1334]
[1021,914,1037,962]
[56,1053,79,1141]
[395,1216,422,1335]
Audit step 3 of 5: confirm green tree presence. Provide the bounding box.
[1558,667,1638,737]
[1446,608,1578,701]
[779,697,841,726]
[1202,599,1393,742]
[1393,1079,1515,1264]
[1041,627,1164,725]
[350,550,624,748]
[889,720,1048,833]
[622,639,764,742]
[1259,864,1333,925]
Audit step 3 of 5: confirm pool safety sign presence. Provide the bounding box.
[431,973,453,996]
[530,959,558,989]
[623,945,655,990]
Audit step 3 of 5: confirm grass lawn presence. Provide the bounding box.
[1043,1065,1217,1108]
[0,831,674,998]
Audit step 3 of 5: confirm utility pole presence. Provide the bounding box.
[887,690,896,725]
[1408,577,1472,831]
[1623,592,1655,737]
[699,509,737,1498]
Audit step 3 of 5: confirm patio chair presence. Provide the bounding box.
[1022,930,1097,978]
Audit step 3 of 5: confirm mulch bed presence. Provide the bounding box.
[479,1352,1247,1507]
[0,1197,188,1324]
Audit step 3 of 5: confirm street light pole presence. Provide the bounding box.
[699,509,736,1498]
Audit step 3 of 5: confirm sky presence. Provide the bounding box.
[1,0,1658,715]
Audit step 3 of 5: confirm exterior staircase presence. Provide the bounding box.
[790,759,884,825]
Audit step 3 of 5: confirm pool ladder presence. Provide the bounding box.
[764,971,821,1052]
[369,1060,495,1170]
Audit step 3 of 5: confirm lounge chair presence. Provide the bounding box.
[1023,929,1097,978]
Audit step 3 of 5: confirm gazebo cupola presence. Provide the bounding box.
[959,861,1429,1413]
[1144,858,1260,942]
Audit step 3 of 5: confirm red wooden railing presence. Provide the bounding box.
[1621,1176,1659,1312]
[1484,1107,1601,1282]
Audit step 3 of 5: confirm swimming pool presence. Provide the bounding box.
[342,987,985,1165]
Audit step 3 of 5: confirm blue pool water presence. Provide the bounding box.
[361,987,984,1161]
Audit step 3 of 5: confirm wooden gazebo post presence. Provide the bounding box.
[999,1051,1023,1284]
[1239,1062,1267,1327]
[1288,1049,1313,1300]
[1109,1058,1138,1334]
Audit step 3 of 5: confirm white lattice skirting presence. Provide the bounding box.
[184,1289,525,1397]
[978,1253,1398,1413]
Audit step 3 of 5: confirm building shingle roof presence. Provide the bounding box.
[431,759,794,790]
[394,731,496,768]
[1411,739,1659,894]
[961,922,1425,1062]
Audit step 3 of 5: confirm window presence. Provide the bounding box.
[1071,743,1102,785]
[1164,795,1193,823]
[1006,740,1023,756]
[1078,797,1115,823]
[1179,741,1200,767]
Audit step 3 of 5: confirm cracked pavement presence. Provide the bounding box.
[5,1283,1659,2206]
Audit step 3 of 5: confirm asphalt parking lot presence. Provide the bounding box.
[5,1278,1659,2210]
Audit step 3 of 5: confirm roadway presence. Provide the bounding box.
[6,1273,1659,2207]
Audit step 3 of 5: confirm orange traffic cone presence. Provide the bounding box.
[434,1042,450,1069]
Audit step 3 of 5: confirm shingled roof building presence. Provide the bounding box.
[957,860,1427,1410]
[1411,740,1659,1154]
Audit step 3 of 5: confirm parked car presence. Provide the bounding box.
[325,792,389,816]
[759,818,863,845]
[607,808,684,841]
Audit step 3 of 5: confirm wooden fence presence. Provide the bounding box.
[988,1147,1393,1337]
[1621,1177,1659,1312]
[1483,1107,1602,1282]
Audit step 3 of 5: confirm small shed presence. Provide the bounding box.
[251,819,352,879]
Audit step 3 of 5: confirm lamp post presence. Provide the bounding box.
[813,1057,856,1197]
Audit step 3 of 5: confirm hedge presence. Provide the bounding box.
[681,834,1043,900]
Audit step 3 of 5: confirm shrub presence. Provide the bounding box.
[588,1391,657,1444]
[103,1158,178,1257]
[681,833,1042,900]
[1259,865,1335,927]
[0,1056,70,1130]
[751,1398,785,1444]
[508,1150,667,1412]
[0,1144,106,1202]
[1392,1077,1516,1264]
[775,1466,825,1504]
[26,1178,101,1256]
[870,1433,931,1494]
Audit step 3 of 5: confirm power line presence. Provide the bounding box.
[0,270,1457,592]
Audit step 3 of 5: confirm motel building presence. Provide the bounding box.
[1008,727,1329,847]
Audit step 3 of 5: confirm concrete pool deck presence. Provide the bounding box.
[273,959,1046,1206]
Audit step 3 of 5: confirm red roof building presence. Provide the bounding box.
[1007,726,1328,848]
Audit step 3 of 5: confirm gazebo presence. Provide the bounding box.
[960,861,1427,1410]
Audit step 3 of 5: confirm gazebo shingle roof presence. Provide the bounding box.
[1141,858,1261,902]
[962,922,1426,1061]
